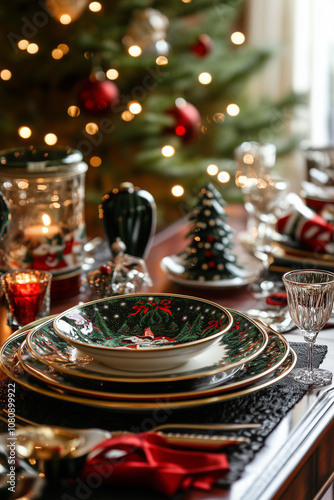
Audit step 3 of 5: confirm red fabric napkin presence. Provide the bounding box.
[81,432,230,496]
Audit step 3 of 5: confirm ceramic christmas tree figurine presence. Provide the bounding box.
[181,183,247,281]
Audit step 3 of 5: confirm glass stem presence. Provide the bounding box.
[307,342,313,373]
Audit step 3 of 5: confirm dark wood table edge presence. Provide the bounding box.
[242,387,334,499]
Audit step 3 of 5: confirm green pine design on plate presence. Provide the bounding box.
[55,295,231,349]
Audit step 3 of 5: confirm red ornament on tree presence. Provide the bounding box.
[191,34,214,57]
[77,77,119,114]
[167,99,201,142]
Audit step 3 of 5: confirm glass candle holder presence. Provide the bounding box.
[1,269,52,327]
[0,147,88,297]
[0,147,88,277]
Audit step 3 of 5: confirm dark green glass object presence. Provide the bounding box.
[0,192,10,241]
[100,182,156,259]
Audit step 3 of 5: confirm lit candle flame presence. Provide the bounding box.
[42,214,51,233]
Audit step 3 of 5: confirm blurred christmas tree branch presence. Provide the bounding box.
[0,0,305,227]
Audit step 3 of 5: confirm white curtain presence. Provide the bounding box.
[246,0,334,146]
[245,0,334,191]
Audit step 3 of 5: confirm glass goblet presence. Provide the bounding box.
[244,176,290,298]
[282,269,334,386]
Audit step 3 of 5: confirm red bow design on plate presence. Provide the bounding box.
[202,317,223,332]
[128,299,172,317]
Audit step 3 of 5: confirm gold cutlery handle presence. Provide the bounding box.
[158,432,249,449]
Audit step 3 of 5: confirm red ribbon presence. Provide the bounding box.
[128,299,172,317]
[81,432,229,496]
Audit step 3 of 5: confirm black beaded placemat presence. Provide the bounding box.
[0,342,329,497]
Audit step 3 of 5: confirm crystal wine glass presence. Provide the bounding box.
[235,141,289,298]
[282,269,334,386]
[243,175,290,298]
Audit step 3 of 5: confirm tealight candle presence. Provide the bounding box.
[24,223,60,244]
[1,270,52,327]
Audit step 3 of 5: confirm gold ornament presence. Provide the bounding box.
[44,0,89,23]
[123,8,170,55]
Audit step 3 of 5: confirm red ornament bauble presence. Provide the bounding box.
[77,78,120,114]
[191,34,214,57]
[208,261,216,268]
[167,101,201,142]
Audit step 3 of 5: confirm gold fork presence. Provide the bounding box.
[0,409,260,449]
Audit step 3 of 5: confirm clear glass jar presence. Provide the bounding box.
[0,147,88,276]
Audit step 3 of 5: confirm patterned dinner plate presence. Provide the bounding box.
[27,310,268,384]
[52,293,234,373]
[18,322,289,401]
[0,331,296,411]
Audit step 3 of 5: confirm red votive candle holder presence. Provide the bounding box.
[1,270,52,328]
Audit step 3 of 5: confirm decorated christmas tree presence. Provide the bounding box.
[0,1,301,225]
[181,183,247,281]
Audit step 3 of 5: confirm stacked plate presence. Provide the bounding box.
[0,293,297,411]
[271,239,334,272]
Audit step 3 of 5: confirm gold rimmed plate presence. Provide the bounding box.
[18,323,290,402]
[26,310,268,384]
[272,241,334,270]
[0,331,296,411]
[52,293,233,372]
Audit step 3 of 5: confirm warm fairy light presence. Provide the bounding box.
[85,122,99,134]
[198,72,212,85]
[175,97,187,108]
[52,49,63,59]
[60,14,72,24]
[182,0,192,3]
[207,164,219,176]
[128,45,142,57]
[172,185,184,197]
[89,2,102,12]
[18,180,29,189]
[18,39,29,50]
[18,126,32,139]
[218,171,230,183]
[236,175,248,188]
[226,103,240,116]
[243,153,254,165]
[128,102,142,114]
[121,110,134,121]
[0,70,12,81]
[231,32,246,45]
[58,44,69,54]
[162,145,175,157]
[213,113,225,123]
[156,56,168,65]
[90,156,102,167]
[67,105,80,117]
[27,43,39,54]
[106,68,119,80]
[44,133,58,145]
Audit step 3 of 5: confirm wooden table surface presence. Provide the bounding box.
[1,204,333,500]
